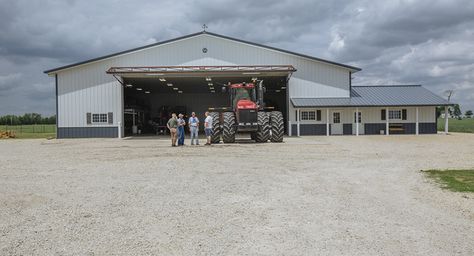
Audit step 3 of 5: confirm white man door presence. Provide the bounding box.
[331,111,343,135]
[352,111,364,135]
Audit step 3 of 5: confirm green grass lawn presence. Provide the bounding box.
[437,118,474,133]
[0,124,56,139]
[423,169,474,192]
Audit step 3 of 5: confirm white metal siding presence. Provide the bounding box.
[55,34,351,127]
[289,106,436,123]
[57,72,121,127]
[358,106,435,123]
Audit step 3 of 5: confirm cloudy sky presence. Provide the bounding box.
[0,0,473,116]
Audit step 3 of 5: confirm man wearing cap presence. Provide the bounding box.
[166,113,178,147]
[177,113,186,146]
[204,111,213,146]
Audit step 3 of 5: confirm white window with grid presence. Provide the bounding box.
[354,112,362,123]
[333,112,341,123]
[389,110,401,120]
[92,113,108,123]
[300,111,316,121]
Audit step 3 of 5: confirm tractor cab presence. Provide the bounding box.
[226,82,259,131]
[229,82,258,111]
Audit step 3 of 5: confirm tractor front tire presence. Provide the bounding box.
[222,112,236,143]
[270,111,284,142]
[209,112,221,143]
[255,112,270,143]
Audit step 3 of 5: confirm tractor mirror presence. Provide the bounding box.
[221,86,227,93]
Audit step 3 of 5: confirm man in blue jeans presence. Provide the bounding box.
[204,111,213,145]
[177,113,186,146]
[188,112,199,145]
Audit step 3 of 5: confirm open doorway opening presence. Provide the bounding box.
[107,65,295,137]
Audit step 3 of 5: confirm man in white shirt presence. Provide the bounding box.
[188,112,199,145]
[204,111,213,145]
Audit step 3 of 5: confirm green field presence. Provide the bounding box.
[0,124,56,139]
[437,118,474,133]
[423,169,474,192]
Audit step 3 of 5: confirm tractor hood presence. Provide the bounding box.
[236,99,257,109]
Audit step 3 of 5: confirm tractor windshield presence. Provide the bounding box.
[233,87,255,107]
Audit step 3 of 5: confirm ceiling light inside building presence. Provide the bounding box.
[173,87,179,90]
[210,90,215,93]
[159,78,166,82]
[136,88,142,91]
[275,89,281,92]
[251,77,258,81]
[281,86,286,89]
[167,83,173,87]
[178,91,183,93]
[125,84,133,87]
[145,91,150,94]
[208,82,213,86]
[206,77,212,81]
[210,87,214,90]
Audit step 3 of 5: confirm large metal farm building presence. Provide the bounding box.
[44,31,450,138]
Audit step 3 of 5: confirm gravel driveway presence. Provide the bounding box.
[1,134,473,255]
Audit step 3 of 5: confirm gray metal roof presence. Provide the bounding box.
[44,31,361,74]
[291,85,451,107]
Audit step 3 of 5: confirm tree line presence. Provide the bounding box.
[0,113,56,125]
[436,104,473,119]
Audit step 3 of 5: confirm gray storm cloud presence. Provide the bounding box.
[0,0,472,115]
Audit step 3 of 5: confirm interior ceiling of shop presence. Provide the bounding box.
[123,76,288,94]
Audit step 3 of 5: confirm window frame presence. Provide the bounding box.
[91,113,108,124]
[354,111,362,123]
[300,110,316,121]
[333,112,341,123]
[388,110,402,120]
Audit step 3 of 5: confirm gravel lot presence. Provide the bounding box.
[1,134,474,255]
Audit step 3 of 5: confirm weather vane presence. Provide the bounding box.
[202,24,208,32]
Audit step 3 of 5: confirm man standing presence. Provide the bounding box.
[204,111,213,145]
[167,113,178,147]
[188,112,200,145]
[177,113,186,146]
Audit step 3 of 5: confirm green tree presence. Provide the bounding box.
[465,110,473,118]
[436,106,445,118]
[0,114,55,125]
[452,104,462,119]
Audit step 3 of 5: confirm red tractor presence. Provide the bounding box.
[209,81,284,143]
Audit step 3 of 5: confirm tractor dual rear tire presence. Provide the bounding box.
[209,112,221,143]
[255,112,270,143]
[270,111,284,142]
[222,112,236,143]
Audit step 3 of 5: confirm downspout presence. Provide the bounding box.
[286,73,293,135]
[349,71,352,91]
[55,74,59,139]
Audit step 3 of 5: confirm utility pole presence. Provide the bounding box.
[444,90,454,134]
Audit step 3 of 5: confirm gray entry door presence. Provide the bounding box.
[331,111,343,135]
